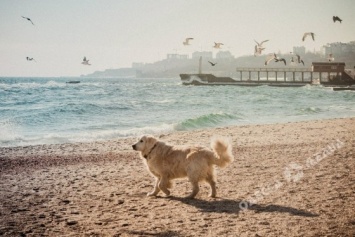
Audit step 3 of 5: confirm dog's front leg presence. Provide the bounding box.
[147,178,161,196]
[158,177,171,196]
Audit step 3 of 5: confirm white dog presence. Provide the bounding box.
[132,135,234,199]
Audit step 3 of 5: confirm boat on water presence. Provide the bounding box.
[66,81,80,84]
[180,57,355,87]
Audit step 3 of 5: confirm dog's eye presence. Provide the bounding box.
[140,140,143,143]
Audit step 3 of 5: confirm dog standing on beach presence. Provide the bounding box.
[132,135,234,199]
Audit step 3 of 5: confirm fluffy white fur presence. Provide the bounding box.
[132,135,234,199]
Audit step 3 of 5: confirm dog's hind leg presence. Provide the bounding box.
[206,174,217,198]
[186,179,199,199]
[158,177,171,196]
[147,178,161,196]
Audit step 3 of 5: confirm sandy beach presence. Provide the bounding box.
[0,117,354,237]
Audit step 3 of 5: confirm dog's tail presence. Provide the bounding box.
[211,136,234,168]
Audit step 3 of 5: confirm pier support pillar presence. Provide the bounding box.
[284,72,286,81]
[275,71,278,81]
[302,72,304,82]
[258,71,260,81]
[267,71,269,81]
[249,71,251,80]
[240,71,242,81]
[293,72,295,82]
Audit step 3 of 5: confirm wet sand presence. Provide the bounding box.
[0,118,354,236]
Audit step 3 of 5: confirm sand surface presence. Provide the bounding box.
[0,118,355,236]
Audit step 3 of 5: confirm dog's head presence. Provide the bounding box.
[132,135,158,154]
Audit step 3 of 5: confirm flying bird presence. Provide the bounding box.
[333,16,342,23]
[264,53,276,66]
[275,58,287,65]
[22,16,34,25]
[254,39,269,47]
[208,61,217,66]
[213,42,224,49]
[26,57,36,62]
[254,45,265,56]
[296,54,305,65]
[82,57,91,65]
[254,39,268,56]
[183,38,193,46]
[272,53,287,65]
[302,32,315,41]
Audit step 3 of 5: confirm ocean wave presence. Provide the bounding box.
[0,123,175,147]
[0,120,25,146]
[0,81,66,90]
[297,107,323,115]
[174,112,240,131]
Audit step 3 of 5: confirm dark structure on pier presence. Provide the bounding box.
[236,62,354,85]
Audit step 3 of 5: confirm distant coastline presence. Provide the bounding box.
[81,41,355,79]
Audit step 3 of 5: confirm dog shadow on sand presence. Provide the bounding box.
[167,196,319,217]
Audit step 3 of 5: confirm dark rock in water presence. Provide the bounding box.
[66,81,80,84]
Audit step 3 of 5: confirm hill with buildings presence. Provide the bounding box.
[82,41,355,79]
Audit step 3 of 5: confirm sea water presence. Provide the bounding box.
[1,77,355,147]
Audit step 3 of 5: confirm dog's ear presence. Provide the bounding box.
[146,136,157,150]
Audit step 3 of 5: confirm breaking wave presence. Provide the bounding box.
[174,112,240,130]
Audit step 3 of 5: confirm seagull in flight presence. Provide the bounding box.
[22,16,34,25]
[254,39,268,56]
[183,38,193,46]
[82,57,91,65]
[296,54,305,65]
[275,57,287,65]
[254,45,265,56]
[264,53,276,66]
[254,39,269,47]
[213,42,224,49]
[26,57,36,62]
[208,61,217,66]
[272,53,287,65]
[302,32,315,41]
[333,16,342,23]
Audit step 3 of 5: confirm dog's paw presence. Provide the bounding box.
[147,192,157,197]
[184,194,196,199]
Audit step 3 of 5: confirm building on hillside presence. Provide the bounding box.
[323,41,355,55]
[132,62,145,68]
[166,54,189,60]
[293,46,306,55]
[216,51,234,59]
[192,51,213,59]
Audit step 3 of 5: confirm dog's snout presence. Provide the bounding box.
[132,144,136,150]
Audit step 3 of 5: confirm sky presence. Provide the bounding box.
[1,0,355,77]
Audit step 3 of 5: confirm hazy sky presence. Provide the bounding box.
[1,0,354,77]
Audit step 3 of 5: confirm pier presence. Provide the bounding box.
[236,67,313,82]
[181,62,355,86]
